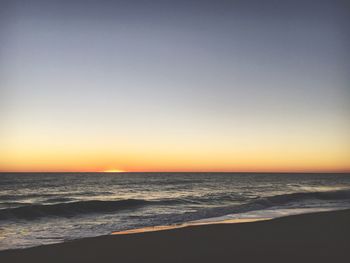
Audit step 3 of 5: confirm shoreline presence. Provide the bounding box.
[1,208,349,262]
[112,217,270,235]
[112,206,349,235]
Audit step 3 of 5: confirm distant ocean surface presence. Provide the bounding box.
[1,172,350,251]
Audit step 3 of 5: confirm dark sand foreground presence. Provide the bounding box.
[1,209,350,263]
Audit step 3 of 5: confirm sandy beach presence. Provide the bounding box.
[1,209,349,263]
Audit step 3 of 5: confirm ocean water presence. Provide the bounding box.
[1,172,350,251]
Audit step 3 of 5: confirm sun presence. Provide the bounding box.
[102,169,125,173]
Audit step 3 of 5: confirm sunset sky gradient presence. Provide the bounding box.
[1,0,349,172]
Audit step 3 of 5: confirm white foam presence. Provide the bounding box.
[191,205,350,225]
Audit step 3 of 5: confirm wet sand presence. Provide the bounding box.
[1,209,349,263]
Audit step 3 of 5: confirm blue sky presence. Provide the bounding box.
[1,0,349,172]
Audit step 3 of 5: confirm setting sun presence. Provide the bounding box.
[102,169,125,173]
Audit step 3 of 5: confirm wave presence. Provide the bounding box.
[0,197,191,221]
[190,189,350,220]
[0,191,115,202]
[141,189,350,225]
[0,199,153,220]
[44,197,76,203]
[167,189,350,207]
[257,189,350,207]
[1,189,350,221]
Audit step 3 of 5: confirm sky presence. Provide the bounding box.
[0,0,349,172]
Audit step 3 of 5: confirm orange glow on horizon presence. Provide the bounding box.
[1,133,349,173]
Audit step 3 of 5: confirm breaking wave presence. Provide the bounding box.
[1,189,350,221]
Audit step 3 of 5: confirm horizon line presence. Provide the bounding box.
[0,171,349,174]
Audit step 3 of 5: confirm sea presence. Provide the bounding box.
[1,172,350,251]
